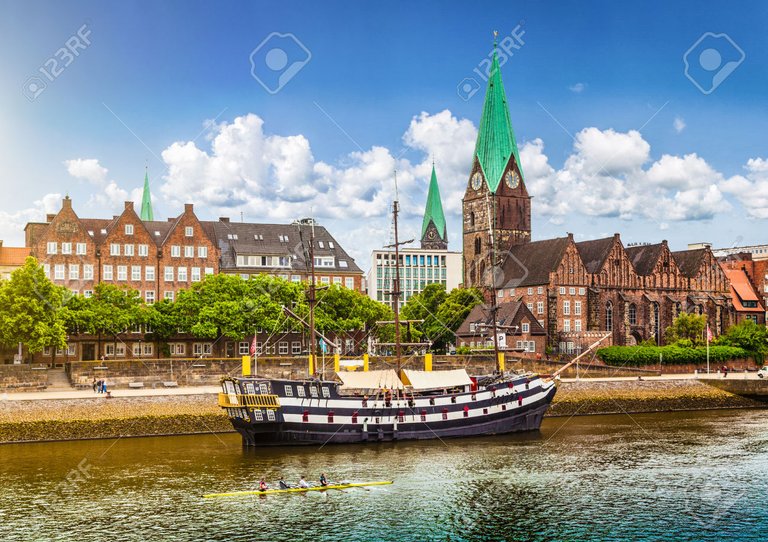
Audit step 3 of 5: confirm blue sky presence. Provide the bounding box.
[1,0,767,269]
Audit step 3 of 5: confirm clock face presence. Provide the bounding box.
[471,172,483,191]
[505,170,521,189]
[427,230,436,240]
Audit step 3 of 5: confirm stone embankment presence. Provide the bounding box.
[0,378,764,444]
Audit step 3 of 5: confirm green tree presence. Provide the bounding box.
[84,283,143,358]
[0,257,67,357]
[664,312,707,346]
[717,320,768,363]
[314,285,391,351]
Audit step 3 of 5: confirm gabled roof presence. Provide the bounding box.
[576,236,616,274]
[456,300,546,336]
[625,243,664,276]
[421,164,447,240]
[473,42,523,194]
[672,249,706,277]
[207,220,362,274]
[723,268,762,312]
[501,236,570,287]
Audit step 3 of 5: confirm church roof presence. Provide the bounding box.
[625,243,664,276]
[672,249,706,277]
[474,42,524,194]
[140,169,154,221]
[576,236,616,274]
[501,236,570,287]
[421,164,447,240]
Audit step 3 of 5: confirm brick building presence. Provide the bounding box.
[460,42,739,351]
[456,301,546,354]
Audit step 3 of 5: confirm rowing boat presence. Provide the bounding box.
[203,480,393,498]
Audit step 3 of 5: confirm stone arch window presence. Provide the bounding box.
[606,301,613,331]
[628,303,637,326]
[470,212,475,227]
[675,302,682,318]
[697,304,704,315]
[469,265,476,285]
[474,237,482,255]
[652,302,660,343]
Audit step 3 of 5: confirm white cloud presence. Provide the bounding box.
[64,158,109,185]
[0,193,62,246]
[719,158,768,219]
[673,116,686,133]
[569,83,587,93]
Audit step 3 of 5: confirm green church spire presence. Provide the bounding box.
[420,163,448,249]
[473,39,523,194]
[140,168,153,221]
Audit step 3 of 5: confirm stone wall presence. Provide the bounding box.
[0,364,48,391]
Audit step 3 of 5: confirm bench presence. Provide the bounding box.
[162,381,179,388]
[128,382,145,389]
[75,383,91,390]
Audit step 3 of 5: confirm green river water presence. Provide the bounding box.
[1,409,766,541]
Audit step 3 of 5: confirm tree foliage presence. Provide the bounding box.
[664,313,707,346]
[717,320,768,363]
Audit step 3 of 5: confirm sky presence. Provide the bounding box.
[1,0,768,272]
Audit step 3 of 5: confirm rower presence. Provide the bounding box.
[319,473,329,487]
[278,477,291,490]
[258,478,268,492]
[299,476,309,488]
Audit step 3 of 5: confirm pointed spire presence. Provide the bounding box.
[421,163,447,243]
[473,37,523,193]
[140,168,153,221]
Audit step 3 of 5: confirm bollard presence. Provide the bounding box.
[334,353,340,373]
[498,352,505,372]
[363,353,369,372]
[241,355,251,376]
[424,353,432,371]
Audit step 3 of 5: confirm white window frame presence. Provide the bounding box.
[131,266,141,281]
[47,242,57,255]
[171,245,181,258]
[124,244,135,256]
[110,243,120,256]
[117,265,127,281]
[575,301,582,316]
[177,267,188,282]
[184,246,194,258]
[138,244,149,257]
[563,300,570,316]
[191,267,201,282]
[83,264,94,280]
[164,267,174,282]
[103,265,113,280]
[125,224,134,235]
[54,264,65,280]
[521,322,530,333]
[184,226,193,237]
[61,242,72,255]
[76,243,87,255]
[198,246,208,258]
[145,266,155,281]
[145,291,155,305]
[68,264,79,280]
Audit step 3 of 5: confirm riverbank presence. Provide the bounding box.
[0,380,764,443]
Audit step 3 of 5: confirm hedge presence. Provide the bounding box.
[596,345,749,367]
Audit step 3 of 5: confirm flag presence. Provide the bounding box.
[250,333,258,355]
[706,325,713,342]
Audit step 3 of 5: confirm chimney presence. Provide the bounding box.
[46,214,56,222]
[168,218,175,222]
[184,203,193,213]
[219,217,230,223]
[125,201,134,211]
[567,232,574,241]
[62,196,72,209]
[0,240,3,248]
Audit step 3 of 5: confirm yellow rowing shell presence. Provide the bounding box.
[203,480,393,498]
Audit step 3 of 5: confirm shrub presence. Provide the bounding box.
[596,345,749,367]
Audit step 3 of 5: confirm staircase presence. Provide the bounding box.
[46,368,73,390]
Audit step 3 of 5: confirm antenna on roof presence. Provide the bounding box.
[240,211,244,223]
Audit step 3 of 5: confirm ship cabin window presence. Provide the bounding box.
[310,386,319,398]
[442,408,448,420]
[296,386,306,398]
[267,410,276,421]
[284,385,293,397]
[321,387,330,398]
[254,410,264,421]
[398,411,405,422]
[244,383,256,395]
[259,383,269,395]
[327,411,334,423]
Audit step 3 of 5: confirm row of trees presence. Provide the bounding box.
[0,258,481,358]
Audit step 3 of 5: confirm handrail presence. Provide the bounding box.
[218,393,281,409]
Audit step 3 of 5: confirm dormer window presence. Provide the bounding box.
[329,241,335,249]
[100,229,107,235]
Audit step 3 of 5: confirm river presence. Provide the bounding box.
[1,409,766,541]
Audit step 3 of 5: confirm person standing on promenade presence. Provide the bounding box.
[92,378,97,393]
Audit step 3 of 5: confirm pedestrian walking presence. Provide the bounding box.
[92,378,97,393]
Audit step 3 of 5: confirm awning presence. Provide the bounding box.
[337,369,404,390]
[401,369,472,391]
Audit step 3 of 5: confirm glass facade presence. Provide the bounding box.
[373,250,451,309]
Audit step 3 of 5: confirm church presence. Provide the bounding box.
[460,42,741,352]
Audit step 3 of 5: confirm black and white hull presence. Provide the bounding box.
[220,373,556,447]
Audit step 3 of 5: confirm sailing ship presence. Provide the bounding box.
[218,180,558,446]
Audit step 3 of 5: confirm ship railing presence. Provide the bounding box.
[218,393,281,410]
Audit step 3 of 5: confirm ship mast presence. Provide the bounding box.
[485,192,502,373]
[297,219,319,378]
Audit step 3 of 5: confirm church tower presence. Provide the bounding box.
[463,39,531,288]
[140,168,154,221]
[420,163,448,250]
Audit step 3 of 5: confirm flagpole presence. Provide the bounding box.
[706,325,710,375]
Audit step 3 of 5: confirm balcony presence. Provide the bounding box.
[218,393,281,409]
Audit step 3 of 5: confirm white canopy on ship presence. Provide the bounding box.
[337,369,405,391]
[400,369,473,391]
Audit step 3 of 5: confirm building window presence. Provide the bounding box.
[563,301,570,315]
[185,226,193,237]
[205,267,214,276]
[198,246,208,258]
[164,291,175,301]
[527,287,533,295]
[124,244,135,256]
[345,277,354,289]
[131,266,141,281]
[606,302,613,332]
[568,287,575,295]
[76,243,87,255]
[184,246,194,258]
[105,343,126,357]
[522,323,530,333]
[320,276,330,285]
[575,301,582,316]
[559,286,565,295]
[652,302,660,342]
[169,343,185,356]
[145,291,155,305]
[191,267,201,282]
[125,224,134,235]
[171,245,181,257]
[193,343,212,356]
[103,265,113,280]
[46,242,57,255]
[579,288,585,295]
[138,244,149,257]
[563,319,571,332]
[145,266,155,281]
[537,301,544,315]
[65,264,78,280]
[177,267,188,282]
[279,342,289,355]
[474,237,482,255]
[110,243,120,256]
[575,319,582,332]
[164,267,174,281]
[333,277,342,285]
[629,303,637,326]
[117,266,127,281]
[527,302,533,311]
[53,264,65,280]
[83,265,94,280]
[61,242,72,255]
[238,342,249,355]
[537,287,543,294]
